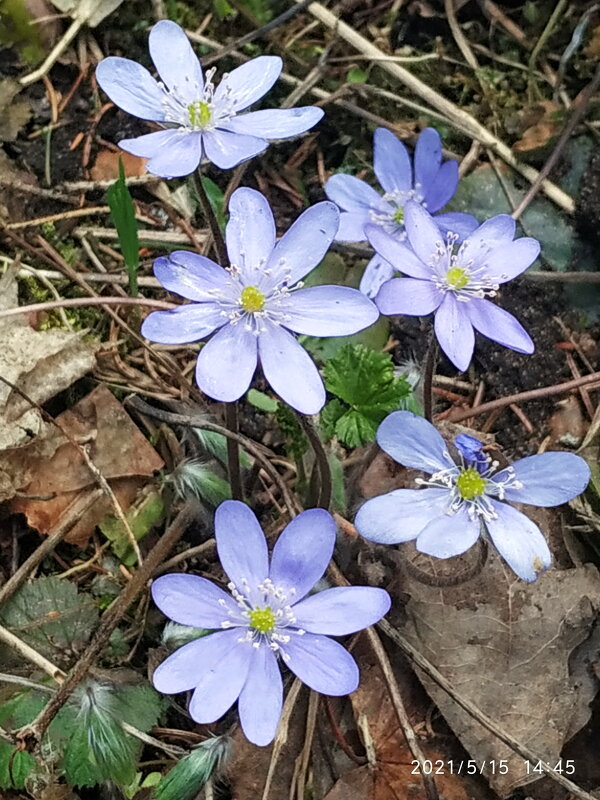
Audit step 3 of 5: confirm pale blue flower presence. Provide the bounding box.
[152,501,391,745]
[355,411,591,582]
[96,20,323,177]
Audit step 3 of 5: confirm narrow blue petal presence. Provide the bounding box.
[485,500,552,582]
[188,634,252,722]
[365,224,431,279]
[119,129,202,178]
[222,107,323,138]
[292,587,391,635]
[153,252,229,301]
[414,128,442,195]
[325,173,385,213]
[434,294,475,372]
[269,509,336,601]
[373,127,412,194]
[151,574,239,629]
[281,286,378,336]
[141,305,224,344]
[213,56,282,111]
[360,254,395,299]
[376,277,441,316]
[376,411,454,473]
[149,20,203,102]
[96,57,166,121]
[494,452,590,507]
[196,323,258,402]
[355,487,450,544]
[434,212,479,242]
[283,633,359,695]
[202,129,267,169]
[215,501,269,591]
[416,506,480,558]
[258,321,325,414]
[335,210,371,242]
[238,647,282,746]
[464,298,533,354]
[403,201,443,265]
[226,188,276,281]
[458,215,516,268]
[423,159,459,212]
[482,238,540,283]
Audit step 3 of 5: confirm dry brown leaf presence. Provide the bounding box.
[0,79,31,142]
[11,385,164,545]
[513,101,562,155]
[90,149,148,181]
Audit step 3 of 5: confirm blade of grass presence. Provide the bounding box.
[107,157,140,296]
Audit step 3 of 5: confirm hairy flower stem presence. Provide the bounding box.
[224,402,243,501]
[192,170,228,266]
[422,334,438,423]
[297,415,332,510]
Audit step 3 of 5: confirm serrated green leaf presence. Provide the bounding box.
[0,689,48,789]
[116,684,165,733]
[100,491,165,565]
[0,577,99,660]
[320,399,346,440]
[324,344,411,410]
[335,409,379,448]
[107,157,139,295]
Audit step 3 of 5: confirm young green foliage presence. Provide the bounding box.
[153,736,230,800]
[199,176,227,233]
[0,690,47,789]
[321,344,413,448]
[107,157,140,296]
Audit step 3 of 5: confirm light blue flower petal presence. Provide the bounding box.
[96,57,166,121]
[376,277,442,316]
[360,254,395,298]
[119,129,202,178]
[365,224,431,279]
[282,286,378,336]
[269,508,336,601]
[355,487,450,544]
[202,128,267,169]
[494,452,590,507]
[485,500,552,582]
[434,294,475,372]
[423,159,459,212]
[226,188,276,282]
[151,574,240,630]
[483,238,540,283]
[222,107,323,138]
[149,20,203,102]
[196,322,258,402]
[325,173,385,213]
[188,633,252,722]
[434,212,479,241]
[154,253,230,301]
[153,628,245,695]
[238,646,282,746]
[214,56,282,111]
[373,127,412,194]
[404,200,444,265]
[414,128,442,194]
[266,202,339,285]
[458,214,515,267]
[141,305,224,344]
[215,500,269,590]
[376,411,453,473]
[258,322,325,414]
[335,210,371,241]
[416,506,480,558]
[464,298,534,354]
[292,587,391,635]
[284,633,359,695]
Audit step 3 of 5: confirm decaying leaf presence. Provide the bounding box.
[90,150,148,181]
[48,0,124,27]
[11,384,164,545]
[0,78,31,142]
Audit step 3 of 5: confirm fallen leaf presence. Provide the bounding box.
[513,101,563,155]
[0,79,31,142]
[11,385,164,546]
[48,0,124,27]
[90,149,148,181]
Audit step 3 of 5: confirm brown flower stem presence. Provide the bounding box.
[422,333,438,423]
[192,170,228,266]
[224,401,243,501]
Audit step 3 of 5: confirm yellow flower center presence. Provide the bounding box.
[393,206,404,225]
[240,286,266,313]
[446,266,470,290]
[188,101,212,128]
[456,468,486,500]
[249,606,276,634]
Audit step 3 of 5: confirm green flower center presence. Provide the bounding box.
[240,286,266,313]
[456,467,486,500]
[446,266,470,290]
[188,101,212,129]
[249,606,276,634]
[393,206,404,225]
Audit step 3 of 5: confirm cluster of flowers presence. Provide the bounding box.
[97,21,591,747]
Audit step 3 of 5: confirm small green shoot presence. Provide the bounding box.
[107,157,140,296]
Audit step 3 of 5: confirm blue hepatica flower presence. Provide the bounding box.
[151,501,391,746]
[95,20,323,177]
[324,127,478,298]
[355,411,591,582]
[368,202,539,372]
[141,187,379,414]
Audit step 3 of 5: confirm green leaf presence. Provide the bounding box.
[0,743,36,789]
[0,690,48,789]
[107,157,140,296]
[247,389,279,413]
[320,399,346,440]
[153,737,230,800]
[100,491,165,565]
[346,67,368,84]
[168,461,231,507]
[0,576,99,660]
[275,404,308,460]
[335,409,379,448]
[199,176,226,233]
